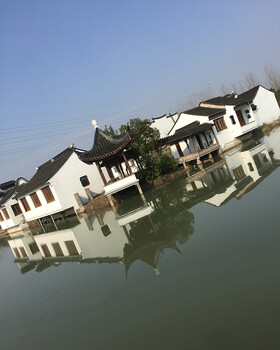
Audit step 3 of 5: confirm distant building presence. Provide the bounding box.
[158,86,280,151]
[0,178,28,231]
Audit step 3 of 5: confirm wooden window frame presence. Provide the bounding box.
[13,247,21,259]
[19,246,28,258]
[52,242,64,257]
[41,244,51,257]
[0,212,4,222]
[65,240,79,256]
[41,186,55,203]
[233,165,246,181]
[30,192,42,208]
[11,203,23,216]
[214,117,227,132]
[29,242,39,254]
[2,208,10,220]
[20,197,31,212]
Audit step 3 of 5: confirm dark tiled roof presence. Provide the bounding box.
[182,106,225,117]
[77,127,131,163]
[0,180,16,191]
[0,186,16,206]
[15,147,74,199]
[152,114,166,121]
[163,121,214,144]
[201,86,260,106]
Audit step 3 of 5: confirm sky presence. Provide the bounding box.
[1,0,280,182]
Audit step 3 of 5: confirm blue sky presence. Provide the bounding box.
[1,0,280,181]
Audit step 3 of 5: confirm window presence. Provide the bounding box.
[41,186,55,203]
[30,192,42,208]
[0,212,4,222]
[29,242,39,254]
[2,208,10,220]
[52,242,64,257]
[11,203,22,216]
[245,110,251,119]
[101,224,111,237]
[214,117,227,132]
[20,198,31,212]
[13,248,21,259]
[65,240,79,256]
[41,244,51,257]
[233,165,246,181]
[80,176,90,187]
[253,154,262,169]
[248,162,254,172]
[19,246,28,258]
[229,115,236,125]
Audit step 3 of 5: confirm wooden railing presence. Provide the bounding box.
[178,143,220,164]
[186,159,226,183]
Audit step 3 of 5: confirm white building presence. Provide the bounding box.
[15,145,109,225]
[0,178,28,231]
[151,113,178,138]
[165,86,280,151]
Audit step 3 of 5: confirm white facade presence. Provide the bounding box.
[151,114,178,138]
[8,232,43,261]
[17,151,110,222]
[0,178,28,230]
[251,86,280,125]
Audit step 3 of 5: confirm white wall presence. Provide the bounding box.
[0,197,25,230]
[151,114,178,138]
[8,234,42,260]
[253,86,280,125]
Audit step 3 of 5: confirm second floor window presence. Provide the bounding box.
[214,117,227,132]
[30,192,42,208]
[11,203,23,216]
[2,208,10,220]
[20,197,31,212]
[0,212,4,222]
[41,186,55,203]
[80,176,90,187]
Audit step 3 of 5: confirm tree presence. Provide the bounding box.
[265,65,280,91]
[244,72,259,89]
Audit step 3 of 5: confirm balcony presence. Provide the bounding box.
[239,120,259,135]
[104,174,139,195]
[178,143,220,164]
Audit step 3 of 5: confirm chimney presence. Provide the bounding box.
[92,120,98,129]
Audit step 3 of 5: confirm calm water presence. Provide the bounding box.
[1,129,280,350]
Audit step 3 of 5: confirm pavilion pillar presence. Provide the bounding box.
[185,139,192,154]
[106,166,115,183]
[96,161,107,186]
[136,183,147,205]
[122,152,132,175]
[190,137,198,153]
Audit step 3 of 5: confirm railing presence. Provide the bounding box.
[178,143,220,163]
[186,159,227,183]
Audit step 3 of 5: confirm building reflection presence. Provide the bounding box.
[6,129,280,277]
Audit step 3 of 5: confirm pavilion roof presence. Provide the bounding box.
[77,127,131,163]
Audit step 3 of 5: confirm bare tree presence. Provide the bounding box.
[220,83,228,95]
[244,72,259,89]
[265,65,280,90]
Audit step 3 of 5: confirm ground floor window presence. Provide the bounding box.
[52,242,64,257]
[65,240,79,256]
[19,246,28,258]
[30,192,42,208]
[13,247,21,259]
[2,208,10,220]
[41,244,51,257]
[20,197,31,212]
[42,186,55,203]
[233,165,246,181]
[11,203,23,216]
[80,175,90,187]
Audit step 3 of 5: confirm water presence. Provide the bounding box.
[1,129,280,349]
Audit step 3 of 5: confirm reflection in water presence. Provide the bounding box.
[6,129,280,278]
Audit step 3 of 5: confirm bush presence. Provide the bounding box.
[158,154,177,174]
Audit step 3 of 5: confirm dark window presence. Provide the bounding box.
[248,162,254,172]
[11,203,22,216]
[41,244,51,257]
[0,212,4,222]
[52,243,64,257]
[30,192,42,208]
[229,115,236,125]
[65,240,79,256]
[262,154,268,163]
[41,186,55,203]
[2,208,10,220]
[13,248,21,259]
[20,198,31,212]
[214,117,227,132]
[253,154,262,169]
[29,242,39,254]
[233,165,246,181]
[19,246,28,258]
[101,224,111,237]
[80,176,90,187]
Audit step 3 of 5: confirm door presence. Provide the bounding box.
[236,110,246,127]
